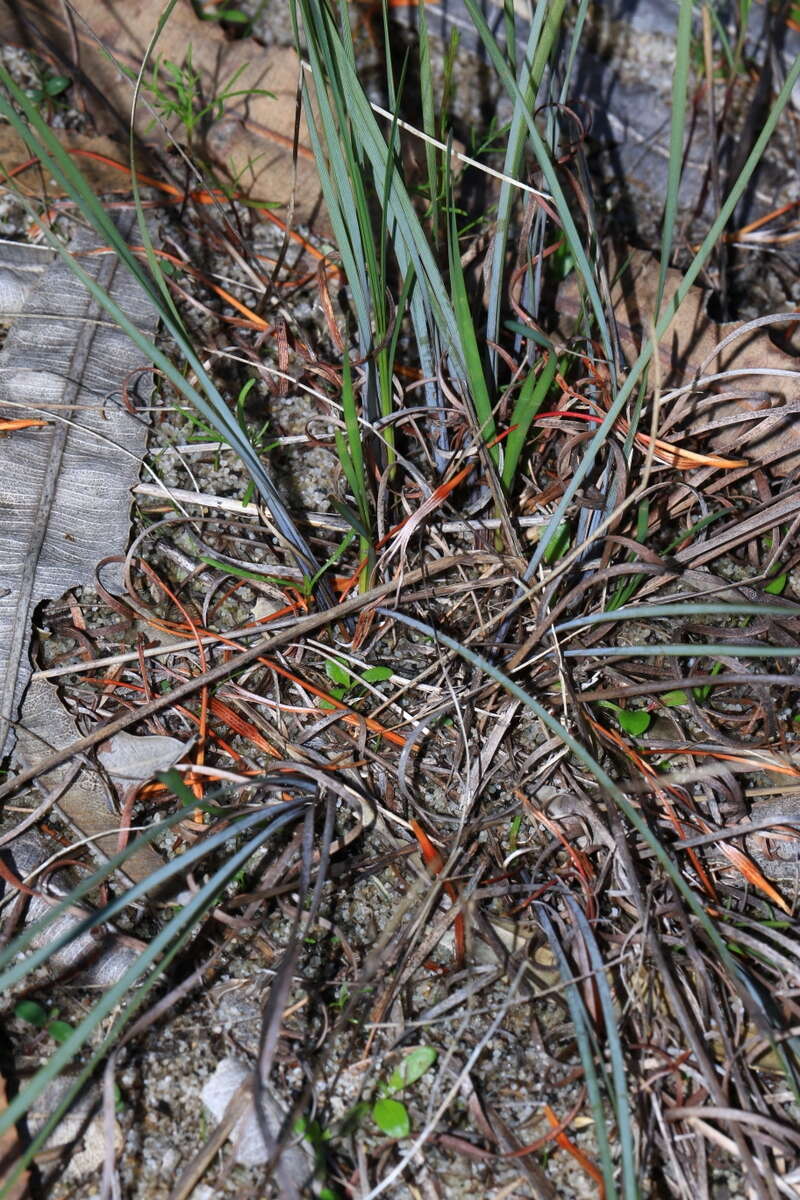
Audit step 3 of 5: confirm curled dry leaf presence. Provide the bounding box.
[97,731,186,788]
[558,247,800,473]
[3,0,323,224]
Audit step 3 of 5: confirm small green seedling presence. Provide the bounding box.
[26,71,71,109]
[322,657,393,705]
[661,660,726,709]
[175,403,221,443]
[507,812,523,853]
[294,1116,340,1200]
[598,701,651,737]
[330,984,350,1010]
[295,1115,333,1157]
[196,5,252,28]
[147,47,274,151]
[371,1046,437,1139]
[15,1000,75,1045]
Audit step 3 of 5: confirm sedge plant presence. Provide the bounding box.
[0,2,799,1196]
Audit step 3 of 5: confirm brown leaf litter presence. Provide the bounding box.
[558,246,800,474]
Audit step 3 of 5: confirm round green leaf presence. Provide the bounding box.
[616,708,650,736]
[372,1097,410,1138]
[15,1000,48,1027]
[400,1046,437,1087]
[325,658,352,688]
[765,573,788,595]
[362,666,393,684]
[47,1020,75,1045]
[44,75,71,97]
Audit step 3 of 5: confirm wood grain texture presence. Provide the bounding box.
[0,226,166,881]
[0,218,155,755]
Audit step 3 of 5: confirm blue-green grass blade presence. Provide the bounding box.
[0,790,304,991]
[0,801,307,1170]
[129,0,187,331]
[564,644,800,659]
[461,0,613,370]
[0,803,199,980]
[299,69,372,353]
[558,0,591,106]
[522,47,800,583]
[294,0,470,469]
[375,607,759,981]
[485,0,565,379]
[537,906,617,1197]
[656,0,692,315]
[0,69,335,602]
[556,602,800,632]
[567,898,638,1199]
[295,0,464,366]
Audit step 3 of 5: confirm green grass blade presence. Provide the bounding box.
[501,352,556,488]
[567,898,638,1199]
[536,906,617,1197]
[485,0,566,378]
[460,0,614,370]
[447,174,496,456]
[522,45,800,582]
[417,0,441,242]
[0,806,195,980]
[656,0,693,314]
[294,0,464,364]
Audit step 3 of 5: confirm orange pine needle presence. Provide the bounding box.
[587,717,719,902]
[712,836,790,914]
[135,561,209,798]
[14,146,341,283]
[639,745,800,778]
[0,418,47,432]
[206,696,280,760]
[410,818,466,964]
[574,374,747,470]
[544,1104,605,1195]
[410,818,446,875]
